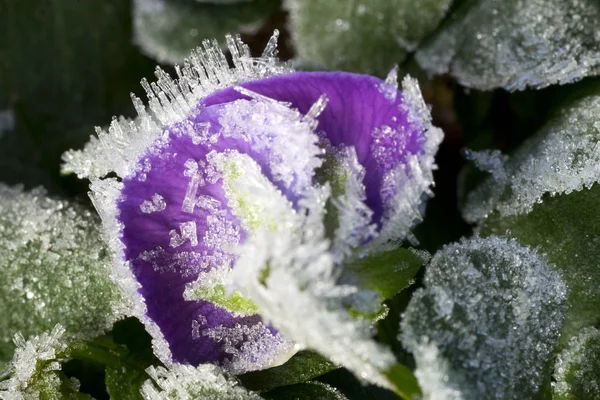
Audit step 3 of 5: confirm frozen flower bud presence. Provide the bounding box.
[402,236,567,399]
[0,184,124,362]
[64,31,441,384]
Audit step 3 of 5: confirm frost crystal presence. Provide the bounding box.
[0,325,81,399]
[140,364,262,400]
[61,31,291,180]
[464,93,600,222]
[285,0,453,75]
[416,0,600,90]
[402,236,567,399]
[0,184,124,361]
[553,327,600,399]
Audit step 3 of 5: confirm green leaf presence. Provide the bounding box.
[479,186,600,347]
[552,327,600,400]
[68,332,158,400]
[465,85,600,346]
[285,0,453,76]
[133,0,281,64]
[0,184,124,362]
[239,351,338,392]
[344,247,427,301]
[401,236,566,399]
[384,364,422,400]
[416,0,600,90]
[263,381,348,400]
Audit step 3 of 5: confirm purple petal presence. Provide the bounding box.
[200,72,427,226]
[115,71,435,369]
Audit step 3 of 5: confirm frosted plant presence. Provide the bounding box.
[133,0,280,64]
[63,31,441,388]
[402,236,567,399]
[553,327,600,399]
[0,325,82,399]
[0,184,124,361]
[464,92,600,222]
[285,0,453,75]
[140,363,262,400]
[416,0,600,90]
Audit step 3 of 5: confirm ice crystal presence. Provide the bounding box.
[0,325,81,399]
[62,31,291,180]
[0,184,124,361]
[553,327,600,399]
[402,236,567,399]
[464,93,600,222]
[416,0,600,90]
[140,364,262,400]
[285,0,453,75]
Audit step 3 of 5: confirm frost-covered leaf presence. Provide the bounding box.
[0,325,90,399]
[553,327,600,400]
[416,0,600,90]
[285,0,453,76]
[383,363,422,400]
[140,364,263,399]
[464,87,600,345]
[0,184,125,361]
[479,186,600,347]
[464,88,600,222]
[263,381,347,400]
[239,351,338,392]
[133,0,281,64]
[402,236,567,399]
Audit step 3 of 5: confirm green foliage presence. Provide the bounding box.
[480,186,600,347]
[0,185,124,362]
[263,381,347,400]
[286,0,453,76]
[552,327,600,400]
[133,0,282,64]
[417,0,600,90]
[239,351,338,392]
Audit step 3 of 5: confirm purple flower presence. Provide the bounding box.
[64,32,442,377]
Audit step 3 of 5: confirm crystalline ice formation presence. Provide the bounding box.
[402,236,567,399]
[0,325,81,399]
[553,327,600,400]
[140,364,262,400]
[285,0,453,75]
[63,32,441,382]
[464,92,600,223]
[416,0,600,90]
[0,184,124,361]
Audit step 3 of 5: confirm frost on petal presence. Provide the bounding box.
[0,184,124,361]
[464,92,600,223]
[201,71,442,248]
[0,325,82,399]
[402,236,567,400]
[416,0,600,90]
[61,31,292,180]
[285,0,453,75]
[553,327,600,400]
[228,168,396,389]
[140,364,263,400]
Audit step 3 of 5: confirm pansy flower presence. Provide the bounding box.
[63,31,442,387]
